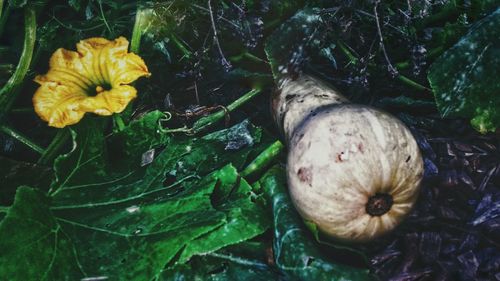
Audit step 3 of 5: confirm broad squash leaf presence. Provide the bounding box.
[0,112,271,280]
[0,156,52,206]
[428,8,500,133]
[161,241,281,281]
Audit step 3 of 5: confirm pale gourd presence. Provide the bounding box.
[272,75,424,242]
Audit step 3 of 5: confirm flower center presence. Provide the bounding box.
[366,193,393,216]
[89,84,112,96]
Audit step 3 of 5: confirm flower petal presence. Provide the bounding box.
[32,37,150,127]
[35,49,93,91]
[75,37,150,87]
[79,85,137,116]
[109,52,151,86]
[33,82,87,128]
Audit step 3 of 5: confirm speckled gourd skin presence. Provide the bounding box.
[271,75,349,141]
[275,75,424,242]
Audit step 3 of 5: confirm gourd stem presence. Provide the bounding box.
[38,129,70,165]
[0,124,45,154]
[366,193,393,216]
[0,206,8,214]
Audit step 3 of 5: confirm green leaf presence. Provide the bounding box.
[260,166,375,281]
[0,156,52,206]
[178,165,271,263]
[0,187,82,280]
[0,114,271,280]
[161,241,281,281]
[8,0,27,8]
[108,111,170,170]
[428,8,500,133]
[264,8,323,80]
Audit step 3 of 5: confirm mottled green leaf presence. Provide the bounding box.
[265,8,323,80]
[428,8,500,133]
[8,0,27,8]
[0,114,271,280]
[178,165,271,263]
[260,166,374,281]
[161,241,281,281]
[0,156,52,206]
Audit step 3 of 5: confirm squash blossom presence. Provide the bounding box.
[33,37,150,128]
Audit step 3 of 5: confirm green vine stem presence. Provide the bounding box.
[336,40,359,66]
[0,206,8,214]
[113,113,126,131]
[0,124,45,154]
[0,0,4,19]
[241,140,284,178]
[0,6,36,122]
[191,88,262,134]
[336,39,430,92]
[130,7,147,53]
[230,51,267,64]
[37,129,70,165]
[0,1,10,37]
[396,46,445,70]
[169,33,192,60]
[160,88,264,135]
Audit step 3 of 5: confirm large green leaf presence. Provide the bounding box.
[161,241,281,281]
[0,113,271,280]
[178,164,270,263]
[260,166,375,281]
[428,8,500,133]
[0,156,52,206]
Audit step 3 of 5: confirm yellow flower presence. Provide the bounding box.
[33,37,150,128]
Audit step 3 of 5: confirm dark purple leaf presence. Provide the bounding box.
[458,171,476,189]
[399,233,419,272]
[419,232,442,264]
[424,158,439,179]
[439,169,459,188]
[472,194,500,226]
[438,207,461,220]
[457,251,479,279]
[387,268,433,281]
[458,234,479,253]
[454,141,473,153]
[477,248,500,273]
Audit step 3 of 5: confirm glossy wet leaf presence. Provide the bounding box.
[178,165,271,263]
[265,8,323,80]
[161,241,281,281]
[428,8,500,133]
[260,166,374,281]
[0,114,271,280]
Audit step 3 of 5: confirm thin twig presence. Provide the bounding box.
[207,0,231,70]
[373,0,398,76]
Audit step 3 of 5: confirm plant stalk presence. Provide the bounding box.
[241,140,284,178]
[38,129,70,165]
[0,2,10,37]
[130,7,147,53]
[0,124,45,154]
[191,88,262,134]
[0,6,36,122]
[169,33,192,59]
